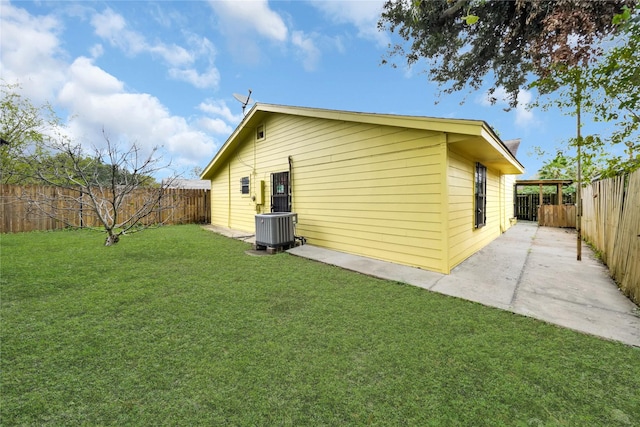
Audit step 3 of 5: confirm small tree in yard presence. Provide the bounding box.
[28,132,179,246]
[2,82,182,244]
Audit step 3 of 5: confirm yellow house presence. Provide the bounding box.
[201,104,524,274]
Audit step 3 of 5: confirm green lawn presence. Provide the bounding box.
[1,225,639,426]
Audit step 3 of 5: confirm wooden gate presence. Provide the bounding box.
[515,194,537,221]
[538,205,577,228]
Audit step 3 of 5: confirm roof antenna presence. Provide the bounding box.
[233,89,254,116]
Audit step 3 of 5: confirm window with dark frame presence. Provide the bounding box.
[475,162,487,228]
[256,124,265,141]
[240,176,250,195]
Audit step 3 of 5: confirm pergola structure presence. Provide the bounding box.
[515,179,574,205]
[514,179,576,228]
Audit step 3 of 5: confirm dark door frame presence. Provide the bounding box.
[271,171,291,212]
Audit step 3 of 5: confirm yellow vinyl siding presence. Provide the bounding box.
[228,133,262,232]
[204,105,524,274]
[210,165,230,228]
[447,148,502,270]
[501,174,516,231]
[289,121,446,272]
[213,113,447,271]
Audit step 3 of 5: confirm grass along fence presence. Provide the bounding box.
[582,170,640,305]
[0,184,210,233]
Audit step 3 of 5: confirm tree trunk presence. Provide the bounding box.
[104,233,120,246]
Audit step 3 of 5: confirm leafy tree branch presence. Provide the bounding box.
[379,0,633,108]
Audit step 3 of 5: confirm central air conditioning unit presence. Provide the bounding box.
[255,212,297,248]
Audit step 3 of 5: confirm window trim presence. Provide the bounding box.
[256,124,265,141]
[475,162,487,228]
[240,176,250,195]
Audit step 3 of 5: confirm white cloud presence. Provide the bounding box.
[513,90,535,127]
[198,117,234,135]
[89,43,104,58]
[208,0,288,42]
[291,31,321,71]
[198,100,244,124]
[148,43,194,67]
[1,3,222,176]
[209,0,326,71]
[64,56,123,94]
[309,0,388,47]
[91,8,144,54]
[90,8,219,89]
[187,34,217,57]
[207,0,288,66]
[0,2,67,104]
[479,87,536,128]
[168,35,220,87]
[91,8,192,66]
[149,4,187,29]
[58,57,216,170]
[169,67,220,89]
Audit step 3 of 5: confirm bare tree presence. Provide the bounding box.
[28,132,179,245]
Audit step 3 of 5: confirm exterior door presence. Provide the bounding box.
[271,171,291,212]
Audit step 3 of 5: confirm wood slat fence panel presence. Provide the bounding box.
[515,193,575,222]
[539,205,576,228]
[582,170,640,305]
[1,185,210,233]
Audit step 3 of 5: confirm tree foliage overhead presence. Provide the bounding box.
[532,5,639,179]
[1,81,60,184]
[378,0,634,107]
[591,5,640,173]
[536,148,603,186]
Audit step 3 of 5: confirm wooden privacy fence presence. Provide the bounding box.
[0,185,210,234]
[539,204,577,228]
[515,193,575,222]
[582,170,640,305]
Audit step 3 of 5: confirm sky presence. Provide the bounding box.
[0,0,615,179]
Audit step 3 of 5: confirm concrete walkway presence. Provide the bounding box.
[287,222,640,347]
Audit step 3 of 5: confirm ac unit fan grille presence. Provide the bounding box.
[255,212,297,247]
